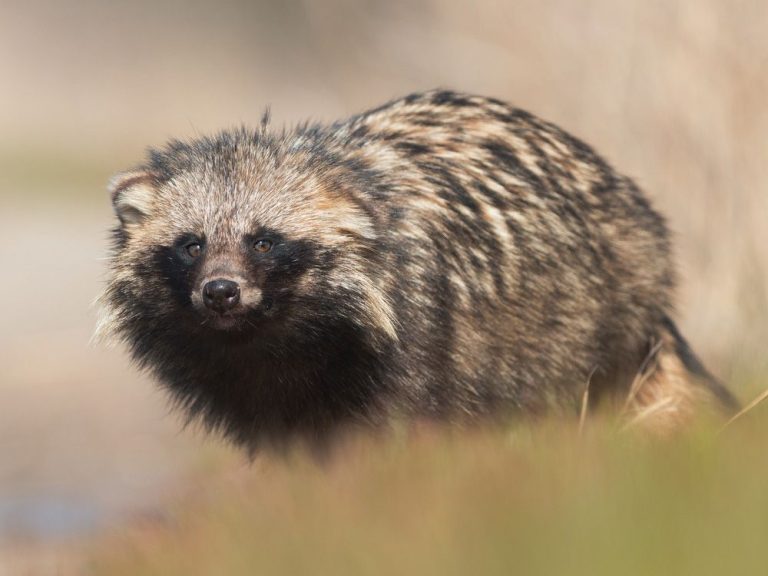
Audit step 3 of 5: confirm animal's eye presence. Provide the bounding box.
[253,238,273,253]
[186,242,202,258]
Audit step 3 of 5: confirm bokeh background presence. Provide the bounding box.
[1,0,766,572]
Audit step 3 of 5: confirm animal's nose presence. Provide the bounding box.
[202,279,240,313]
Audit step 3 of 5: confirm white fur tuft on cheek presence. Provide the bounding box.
[91,303,118,346]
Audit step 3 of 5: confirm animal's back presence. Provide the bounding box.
[320,90,688,417]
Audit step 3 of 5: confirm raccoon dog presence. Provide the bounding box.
[99,90,737,449]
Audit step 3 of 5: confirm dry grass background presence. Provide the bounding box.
[0,0,766,573]
[85,418,768,576]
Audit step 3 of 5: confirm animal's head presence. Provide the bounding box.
[97,129,396,357]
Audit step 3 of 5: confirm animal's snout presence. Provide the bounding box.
[202,279,241,313]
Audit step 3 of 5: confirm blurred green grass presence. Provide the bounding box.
[85,405,768,576]
[0,148,128,200]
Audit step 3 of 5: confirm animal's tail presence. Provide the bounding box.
[624,316,739,431]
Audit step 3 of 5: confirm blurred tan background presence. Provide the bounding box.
[1,0,766,565]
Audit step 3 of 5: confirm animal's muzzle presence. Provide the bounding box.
[202,278,241,313]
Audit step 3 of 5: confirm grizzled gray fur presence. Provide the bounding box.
[98,90,737,449]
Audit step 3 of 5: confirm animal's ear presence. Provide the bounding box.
[108,170,158,226]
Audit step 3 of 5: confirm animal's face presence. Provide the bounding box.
[144,209,320,333]
[100,134,394,345]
